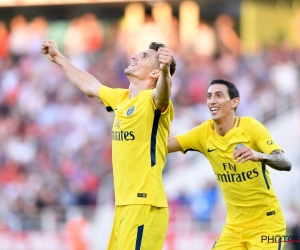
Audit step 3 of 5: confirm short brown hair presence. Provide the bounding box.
[149,42,176,76]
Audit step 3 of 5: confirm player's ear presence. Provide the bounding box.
[231,97,240,109]
[150,69,160,79]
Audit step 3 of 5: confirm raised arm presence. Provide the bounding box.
[41,40,102,102]
[233,147,292,171]
[152,47,174,112]
[168,137,183,153]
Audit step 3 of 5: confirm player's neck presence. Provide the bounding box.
[213,116,236,136]
[128,81,154,99]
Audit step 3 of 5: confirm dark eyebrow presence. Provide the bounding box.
[207,91,224,96]
[142,52,148,58]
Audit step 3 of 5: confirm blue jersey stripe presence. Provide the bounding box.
[135,225,144,250]
[278,237,282,250]
[211,237,220,248]
[262,163,270,189]
[150,109,161,167]
[105,106,114,112]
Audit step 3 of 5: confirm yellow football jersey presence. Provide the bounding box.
[99,85,173,207]
[175,116,285,226]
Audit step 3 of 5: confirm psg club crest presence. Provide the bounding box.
[127,106,135,116]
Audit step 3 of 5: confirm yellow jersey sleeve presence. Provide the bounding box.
[98,85,128,112]
[174,121,209,154]
[249,118,283,154]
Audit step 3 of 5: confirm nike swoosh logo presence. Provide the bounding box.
[207,148,217,152]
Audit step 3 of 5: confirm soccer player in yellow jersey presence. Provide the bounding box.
[41,40,176,250]
[168,79,292,250]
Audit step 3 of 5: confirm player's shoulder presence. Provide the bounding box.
[193,119,213,131]
[239,116,266,130]
[142,88,155,95]
[101,85,128,95]
[137,88,155,101]
[204,119,214,127]
[239,116,261,124]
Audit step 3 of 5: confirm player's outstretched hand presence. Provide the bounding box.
[158,47,174,73]
[40,40,60,63]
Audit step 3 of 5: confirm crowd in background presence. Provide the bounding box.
[0,11,300,237]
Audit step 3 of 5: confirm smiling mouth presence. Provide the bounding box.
[210,108,219,114]
[129,61,137,67]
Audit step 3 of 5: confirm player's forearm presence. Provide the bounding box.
[154,71,172,111]
[260,150,292,171]
[55,53,101,97]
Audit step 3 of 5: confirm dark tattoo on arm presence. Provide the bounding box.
[261,150,292,171]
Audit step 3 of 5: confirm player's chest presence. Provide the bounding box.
[206,131,258,172]
[113,99,153,129]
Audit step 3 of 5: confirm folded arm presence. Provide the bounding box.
[234,147,292,171]
[260,150,292,171]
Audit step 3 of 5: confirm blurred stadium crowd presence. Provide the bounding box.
[0,8,300,249]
